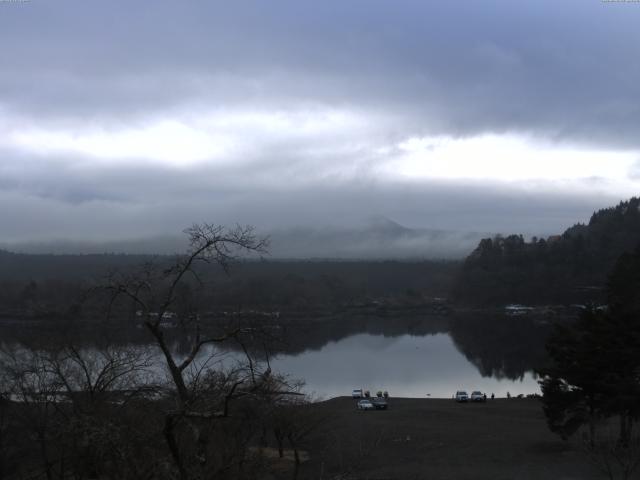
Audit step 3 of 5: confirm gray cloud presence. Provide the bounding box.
[2,0,639,146]
[0,0,638,251]
[0,163,617,244]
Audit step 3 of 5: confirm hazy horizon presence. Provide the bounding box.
[0,215,493,258]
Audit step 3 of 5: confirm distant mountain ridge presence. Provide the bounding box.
[3,217,490,260]
[454,197,640,305]
[267,217,489,259]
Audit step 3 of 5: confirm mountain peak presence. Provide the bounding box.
[365,215,409,232]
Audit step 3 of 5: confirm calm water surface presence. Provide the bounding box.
[270,333,539,399]
[2,322,543,400]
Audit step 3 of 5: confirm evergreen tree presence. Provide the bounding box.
[538,246,640,446]
[538,307,608,444]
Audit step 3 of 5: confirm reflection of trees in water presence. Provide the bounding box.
[3,312,552,382]
[1,313,450,357]
[269,315,450,356]
[179,314,452,360]
[449,313,552,381]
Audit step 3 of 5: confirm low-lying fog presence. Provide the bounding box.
[2,216,489,259]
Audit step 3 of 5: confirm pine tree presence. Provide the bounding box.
[538,246,640,446]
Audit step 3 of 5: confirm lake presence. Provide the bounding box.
[269,332,540,399]
[1,314,546,400]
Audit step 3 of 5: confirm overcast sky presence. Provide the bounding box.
[1,0,639,244]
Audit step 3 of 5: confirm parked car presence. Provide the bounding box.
[371,397,388,410]
[357,399,374,410]
[352,389,363,398]
[470,391,486,402]
[455,391,469,402]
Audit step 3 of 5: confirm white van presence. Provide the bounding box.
[455,391,469,402]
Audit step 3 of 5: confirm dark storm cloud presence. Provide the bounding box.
[1,0,639,146]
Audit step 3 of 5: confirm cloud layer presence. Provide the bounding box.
[1,0,639,249]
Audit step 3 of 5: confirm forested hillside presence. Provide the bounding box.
[454,197,640,305]
[0,250,458,316]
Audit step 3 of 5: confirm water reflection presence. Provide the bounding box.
[270,332,540,399]
[449,313,550,381]
[1,312,551,399]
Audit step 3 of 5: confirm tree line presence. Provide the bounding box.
[454,197,640,305]
[0,252,458,322]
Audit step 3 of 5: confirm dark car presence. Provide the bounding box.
[371,397,388,410]
[356,399,374,410]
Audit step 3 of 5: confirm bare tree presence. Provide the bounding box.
[45,344,155,410]
[104,224,268,406]
[100,223,304,479]
[0,345,66,480]
[0,365,11,480]
[581,424,640,480]
[1,341,160,480]
[269,394,324,480]
[1,224,317,480]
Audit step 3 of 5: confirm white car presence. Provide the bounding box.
[352,389,363,398]
[455,391,469,402]
[357,399,374,410]
[470,391,486,402]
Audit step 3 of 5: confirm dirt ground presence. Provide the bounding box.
[294,397,607,480]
